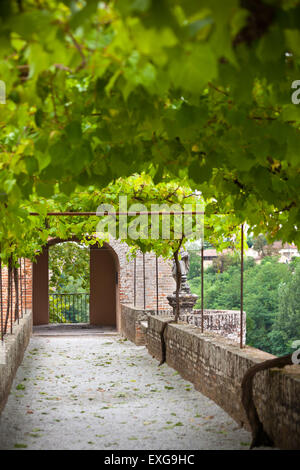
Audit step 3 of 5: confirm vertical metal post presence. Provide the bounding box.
[201,242,204,333]
[19,260,23,318]
[0,259,3,342]
[14,267,19,325]
[156,256,159,315]
[23,259,26,314]
[240,224,244,349]
[10,259,13,334]
[143,253,146,310]
[134,257,136,307]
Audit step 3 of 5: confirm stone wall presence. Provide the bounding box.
[148,309,245,344]
[183,309,245,344]
[146,315,300,450]
[0,310,32,414]
[120,304,246,346]
[120,304,148,346]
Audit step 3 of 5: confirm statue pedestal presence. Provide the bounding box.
[169,252,198,316]
[167,291,198,316]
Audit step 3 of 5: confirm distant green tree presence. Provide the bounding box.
[49,242,90,293]
[252,235,268,257]
[188,253,296,355]
[268,260,300,356]
[212,252,239,274]
[244,258,290,353]
[252,235,280,258]
[187,251,202,279]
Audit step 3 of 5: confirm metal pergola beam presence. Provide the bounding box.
[29,211,205,216]
[201,242,204,333]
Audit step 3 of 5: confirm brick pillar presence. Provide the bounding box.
[33,248,49,325]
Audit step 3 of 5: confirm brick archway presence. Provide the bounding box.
[32,239,119,328]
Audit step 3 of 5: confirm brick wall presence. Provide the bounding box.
[109,239,176,310]
[113,240,245,343]
[146,315,300,450]
[0,260,32,336]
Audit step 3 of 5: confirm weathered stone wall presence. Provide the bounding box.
[0,310,32,414]
[146,316,300,450]
[120,304,148,346]
[120,304,246,346]
[183,309,246,344]
[147,309,246,344]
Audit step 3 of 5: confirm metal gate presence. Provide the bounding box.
[49,293,90,323]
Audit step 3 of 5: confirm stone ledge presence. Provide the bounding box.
[121,304,246,346]
[0,311,32,414]
[120,304,149,345]
[146,315,300,450]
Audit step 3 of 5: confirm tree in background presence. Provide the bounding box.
[187,252,299,355]
[269,259,300,356]
[211,252,238,274]
[252,234,268,257]
[187,251,202,279]
[252,235,280,258]
[244,257,290,353]
[49,242,90,294]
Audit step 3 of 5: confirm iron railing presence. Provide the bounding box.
[49,293,90,324]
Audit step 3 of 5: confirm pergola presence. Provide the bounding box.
[0,211,245,348]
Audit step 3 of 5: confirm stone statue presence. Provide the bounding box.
[172,250,190,293]
[168,249,198,315]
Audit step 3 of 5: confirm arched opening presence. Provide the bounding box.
[48,241,90,324]
[32,239,119,329]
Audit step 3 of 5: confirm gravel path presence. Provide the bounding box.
[0,334,251,450]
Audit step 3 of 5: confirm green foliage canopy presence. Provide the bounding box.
[0,0,300,263]
[0,173,239,265]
